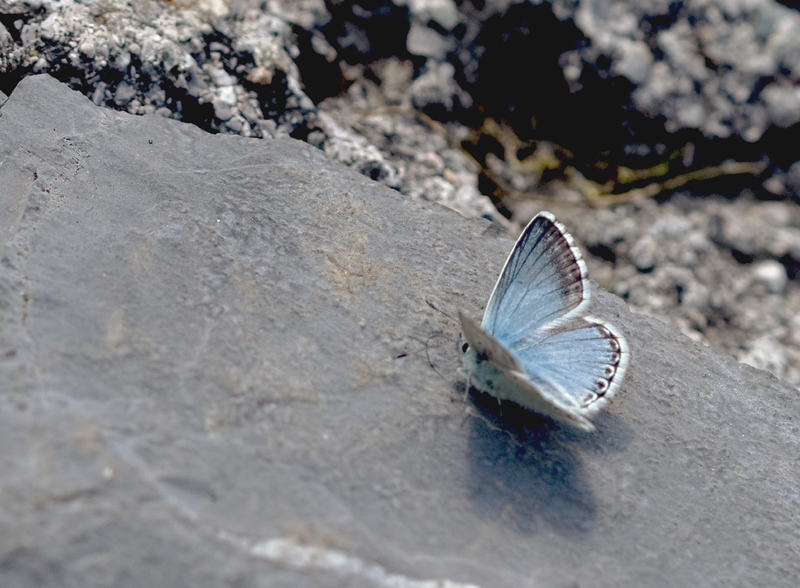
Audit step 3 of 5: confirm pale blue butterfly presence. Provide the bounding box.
[458,211,629,432]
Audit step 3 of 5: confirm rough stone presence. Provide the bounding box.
[752,260,789,295]
[568,0,800,140]
[535,194,800,388]
[1,74,799,588]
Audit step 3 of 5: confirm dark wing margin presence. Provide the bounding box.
[482,212,590,344]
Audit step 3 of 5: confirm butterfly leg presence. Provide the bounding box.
[462,372,472,403]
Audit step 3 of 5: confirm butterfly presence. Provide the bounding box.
[458,211,629,432]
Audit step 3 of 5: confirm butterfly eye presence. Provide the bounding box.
[461,342,470,353]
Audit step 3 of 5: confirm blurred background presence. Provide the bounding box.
[3,0,800,384]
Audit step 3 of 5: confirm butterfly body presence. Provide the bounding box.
[459,212,629,432]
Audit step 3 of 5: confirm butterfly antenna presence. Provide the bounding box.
[424,335,449,380]
[393,335,438,359]
[426,299,455,320]
[394,334,449,381]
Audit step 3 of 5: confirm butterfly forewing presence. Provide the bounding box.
[482,212,589,344]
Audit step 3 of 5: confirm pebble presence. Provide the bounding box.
[752,260,788,295]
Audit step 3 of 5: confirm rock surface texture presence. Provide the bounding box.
[5,0,800,386]
[1,75,798,588]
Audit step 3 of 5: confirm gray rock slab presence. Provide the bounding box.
[0,74,798,588]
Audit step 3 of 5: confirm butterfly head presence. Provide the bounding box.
[457,332,480,376]
[458,312,522,370]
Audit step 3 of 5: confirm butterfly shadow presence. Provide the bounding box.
[462,385,633,539]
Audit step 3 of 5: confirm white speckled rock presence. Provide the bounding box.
[752,259,789,295]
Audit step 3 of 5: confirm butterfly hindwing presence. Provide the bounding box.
[511,316,629,415]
